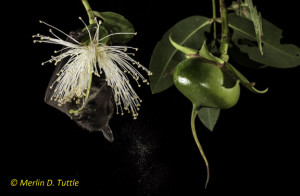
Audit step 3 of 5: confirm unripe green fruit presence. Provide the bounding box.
[173,57,240,109]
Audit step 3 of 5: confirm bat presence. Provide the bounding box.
[43,29,115,142]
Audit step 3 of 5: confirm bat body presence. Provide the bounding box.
[44,29,115,142]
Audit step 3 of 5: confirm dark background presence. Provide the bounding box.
[6,0,300,194]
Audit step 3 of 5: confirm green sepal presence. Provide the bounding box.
[169,34,198,55]
[199,41,224,64]
[224,62,268,94]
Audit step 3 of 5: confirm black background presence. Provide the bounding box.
[6,0,300,195]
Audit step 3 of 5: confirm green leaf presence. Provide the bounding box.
[228,43,267,69]
[149,16,211,94]
[230,0,263,55]
[94,11,135,44]
[198,107,220,132]
[224,62,268,93]
[169,34,198,55]
[228,13,300,68]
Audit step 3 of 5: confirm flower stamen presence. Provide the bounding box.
[34,19,150,119]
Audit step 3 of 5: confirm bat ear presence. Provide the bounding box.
[100,126,114,142]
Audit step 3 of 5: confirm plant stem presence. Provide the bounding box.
[219,0,229,62]
[191,104,210,189]
[81,0,97,25]
[212,0,217,40]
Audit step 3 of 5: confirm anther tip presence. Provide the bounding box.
[39,20,43,23]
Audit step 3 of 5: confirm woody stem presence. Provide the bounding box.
[219,0,230,62]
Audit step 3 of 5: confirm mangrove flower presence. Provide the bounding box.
[33,18,152,119]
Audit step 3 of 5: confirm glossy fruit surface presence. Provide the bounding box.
[173,57,240,109]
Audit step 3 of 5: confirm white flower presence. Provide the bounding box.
[33,18,152,119]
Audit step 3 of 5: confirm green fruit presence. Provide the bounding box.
[173,57,240,109]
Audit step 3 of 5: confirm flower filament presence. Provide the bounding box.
[33,18,152,119]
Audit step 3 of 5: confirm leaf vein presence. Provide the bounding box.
[229,23,297,58]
